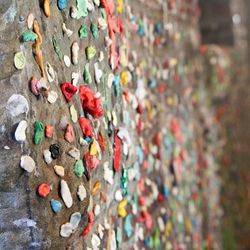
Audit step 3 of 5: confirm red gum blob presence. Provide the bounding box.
[199,45,207,54]
[158,83,167,93]
[64,124,74,143]
[117,16,124,38]
[30,76,39,96]
[79,86,104,118]
[101,0,120,69]
[138,178,145,193]
[157,193,164,203]
[139,196,146,206]
[171,118,183,143]
[136,117,142,135]
[153,133,161,146]
[60,82,78,102]
[81,211,94,237]
[113,133,121,172]
[37,183,50,197]
[84,152,99,174]
[137,103,143,114]
[123,91,129,103]
[171,118,179,135]
[108,15,119,69]
[97,132,105,152]
[157,150,161,160]
[154,36,161,46]
[78,117,94,138]
[139,210,153,230]
[45,125,55,138]
[142,160,148,170]
[143,141,149,156]
[100,0,114,14]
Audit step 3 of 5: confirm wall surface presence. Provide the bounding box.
[0,1,222,250]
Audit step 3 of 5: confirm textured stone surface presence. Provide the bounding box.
[0,1,89,249]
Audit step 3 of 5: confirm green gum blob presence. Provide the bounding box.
[152,228,161,249]
[33,121,44,145]
[116,227,122,246]
[21,31,37,42]
[100,8,106,20]
[83,63,92,84]
[79,24,87,38]
[74,160,84,177]
[90,23,98,38]
[77,0,88,18]
[52,36,63,60]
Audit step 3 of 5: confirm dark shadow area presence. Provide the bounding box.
[199,0,234,46]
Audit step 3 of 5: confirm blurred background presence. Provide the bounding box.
[199,0,250,249]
